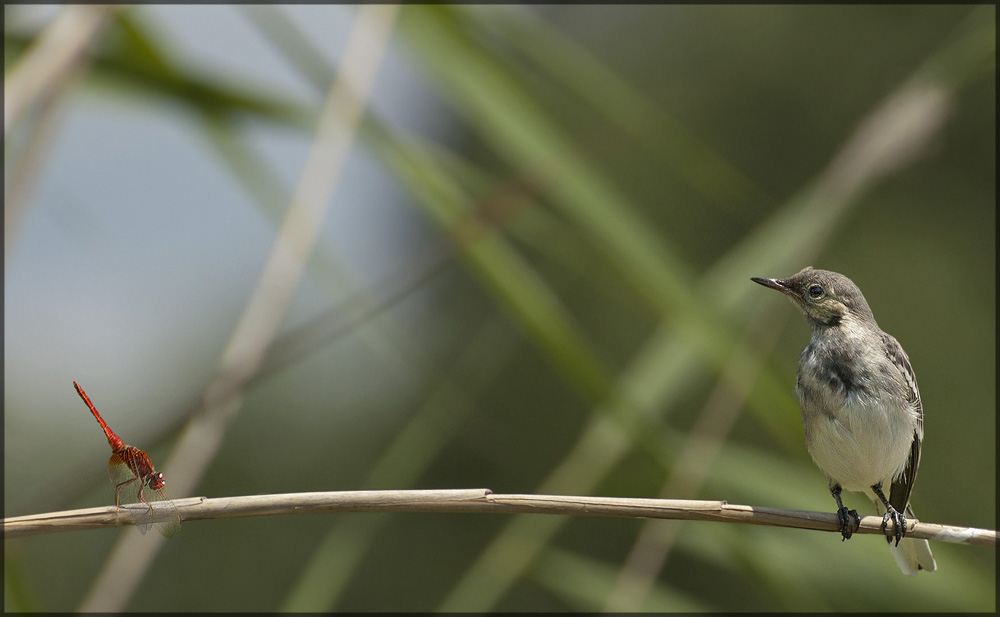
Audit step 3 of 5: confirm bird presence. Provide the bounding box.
[751,266,936,575]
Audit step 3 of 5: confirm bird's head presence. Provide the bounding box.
[751,267,876,328]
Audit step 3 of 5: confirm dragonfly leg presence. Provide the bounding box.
[113,477,139,508]
[136,483,154,514]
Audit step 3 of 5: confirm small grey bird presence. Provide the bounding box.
[752,267,936,575]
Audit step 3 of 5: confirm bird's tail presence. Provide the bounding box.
[875,501,937,575]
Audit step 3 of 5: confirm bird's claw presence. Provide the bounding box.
[836,506,860,541]
[880,505,906,546]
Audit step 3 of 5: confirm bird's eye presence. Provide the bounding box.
[808,284,824,299]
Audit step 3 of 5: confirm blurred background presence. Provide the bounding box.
[4,4,994,612]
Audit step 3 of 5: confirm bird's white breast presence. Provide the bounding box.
[798,346,919,492]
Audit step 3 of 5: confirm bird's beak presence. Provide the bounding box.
[751,276,794,296]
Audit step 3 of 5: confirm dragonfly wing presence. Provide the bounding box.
[140,484,180,538]
[118,503,153,534]
[106,452,179,537]
[108,453,153,533]
[150,500,181,538]
[107,454,140,505]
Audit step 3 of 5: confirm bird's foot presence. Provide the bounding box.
[880,505,906,546]
[837,506,860,541]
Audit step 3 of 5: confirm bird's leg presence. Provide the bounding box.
[872,483,906,546]
[829,483,860,541]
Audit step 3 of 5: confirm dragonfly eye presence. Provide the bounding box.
[149,472,166,490]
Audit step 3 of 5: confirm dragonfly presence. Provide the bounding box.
[74,381,180,538]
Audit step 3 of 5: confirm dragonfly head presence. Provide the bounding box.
[147,472,166,491]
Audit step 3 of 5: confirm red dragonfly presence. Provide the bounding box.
[74,381,180,538]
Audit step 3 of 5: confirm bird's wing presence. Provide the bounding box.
[883,332,922,513]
